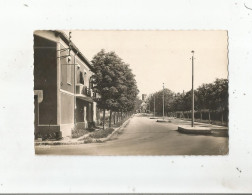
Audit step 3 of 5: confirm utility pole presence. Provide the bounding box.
[73,52,79,125]
[163,83,165,120]
[191,50,195,127]
[68,31,77,126]
[154,95,155,117]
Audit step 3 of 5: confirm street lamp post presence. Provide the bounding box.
[191,50,195,127]
[163,83,165,120]
[154,95,155,117]
[61,32,80,128]
[73,51,79,126]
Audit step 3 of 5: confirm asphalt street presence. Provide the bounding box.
[35,114,228,155]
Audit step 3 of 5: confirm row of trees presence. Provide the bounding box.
[147,78,228,122]
[91,50,139,129]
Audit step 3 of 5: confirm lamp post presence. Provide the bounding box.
[153,94,156,117]
[163,83,165,120]
[191,50,195,127]
[73,51,79,126]
[59,32,78,127]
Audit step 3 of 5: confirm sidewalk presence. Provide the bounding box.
[175,118,228,136]
[35,116,132,146]
[150,116,228,136]
[35,135,88,146]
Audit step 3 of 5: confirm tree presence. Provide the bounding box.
[148,89,175,116]
[147,78,228,123]
[211,78,228,123]
[171,93,184,117]
[195,79,228,122]
[134,97,143,113]
[91,50,119,129]
[91,50,139,129]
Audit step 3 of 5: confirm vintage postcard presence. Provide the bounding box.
[34,30,228,155]
[2,0,252,193]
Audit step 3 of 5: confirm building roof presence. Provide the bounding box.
[53,30,94,71]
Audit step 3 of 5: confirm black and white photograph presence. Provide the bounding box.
[1,0,252,193]
[34,30,228,155]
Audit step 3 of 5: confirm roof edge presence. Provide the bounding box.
[53,30,94,71]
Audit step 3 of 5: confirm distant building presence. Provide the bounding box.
[140,101,148,113]
[140,94,148,113]
[142,94,147,101]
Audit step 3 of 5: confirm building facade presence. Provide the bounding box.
[34,30,100,139]
[140,94,148,113]
[142,94,147,101]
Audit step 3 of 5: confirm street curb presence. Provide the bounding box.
[34,140,84,146]
[178,126,212,135]
[176,118,228,136]
[156,119,172,123]
[178,126,228,137]
[99,116,131,142]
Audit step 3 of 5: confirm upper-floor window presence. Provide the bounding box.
[89,76,96,89]
[79,71,84,85]
[76,65,85,85]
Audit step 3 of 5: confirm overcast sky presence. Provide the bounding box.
[66,30,228,96]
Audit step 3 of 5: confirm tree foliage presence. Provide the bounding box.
[91,50,139,127]
[148,78,228,115]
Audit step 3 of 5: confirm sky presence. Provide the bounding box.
[65,30,228,96]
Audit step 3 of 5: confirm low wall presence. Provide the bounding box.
[35,123,73,139]
[35,125,60,139]
[60,123,74,137]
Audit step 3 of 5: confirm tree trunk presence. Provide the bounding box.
[102,109,105,130]
[109,110,112,128]
[200,111,202,121]
[113,112,116,125]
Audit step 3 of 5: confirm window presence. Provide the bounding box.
[79,71,84,85]
[89,76,95,89]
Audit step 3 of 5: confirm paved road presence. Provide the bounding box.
[35,114,228,155]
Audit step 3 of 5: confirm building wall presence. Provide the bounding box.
[34,95,39,135]
[34,30,98,138]
[87,102,93,122]
[59,43,94,92]
[34,35,58,125]
[60,43,75,94]
[59,40,94,131]
[34,30,59,43]
[75,57,93,88]
[76,99,87,122]
[60,92,74,124]
[142,94,147,101]
[76,99,93,122]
